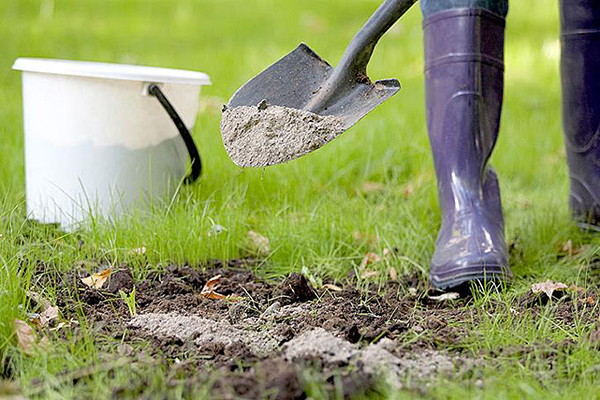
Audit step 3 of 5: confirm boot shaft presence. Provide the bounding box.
[560,0,600,150]
[559,0,600,224]
[423,9,505,215]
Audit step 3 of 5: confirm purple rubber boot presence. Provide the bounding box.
[560,0,600,230]
[423,9,513,291]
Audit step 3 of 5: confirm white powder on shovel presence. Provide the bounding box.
[220,102,345,167]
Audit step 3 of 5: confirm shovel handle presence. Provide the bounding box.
[307,0,416,112]
[343,0,417,74]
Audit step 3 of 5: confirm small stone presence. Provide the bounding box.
[257,99,269,110]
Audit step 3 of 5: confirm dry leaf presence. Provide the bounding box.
[389,266,398,281]
[201,275,226,299]
[361,269,379,279]
[49,318,79,332]
[81,268,113,290]
[560,239,574,256]
[584,296,596,306]
[200,275,240,301]
[558,240,590,257]
[26,291,59,327]
[569,284,586,294]
[429,292,460,302]
[14,319,36,355]
[359,252,382,269]
[323,284,343,292]
[531,280,568,298]
[248,230,270,256]
[360,181,386,193]
[40,306,59,327]
[50,321,68,332]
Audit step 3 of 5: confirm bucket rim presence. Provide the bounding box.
[12,58,211,86]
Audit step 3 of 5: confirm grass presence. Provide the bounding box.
[1,0,600,398]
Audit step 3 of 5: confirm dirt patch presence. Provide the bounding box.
[220,103,345,167]
[32,264,600,399]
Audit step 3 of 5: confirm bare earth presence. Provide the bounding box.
[36,265,597,399]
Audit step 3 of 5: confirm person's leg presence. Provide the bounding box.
[421,0,513,290]
[560,0,600,229]
[421,0,508,19]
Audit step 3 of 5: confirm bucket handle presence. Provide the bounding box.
[147,84,202,184]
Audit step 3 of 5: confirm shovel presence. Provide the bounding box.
[224,0,417,166]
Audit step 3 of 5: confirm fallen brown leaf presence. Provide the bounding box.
[558,240,591,257]
[14,319,36,355]
[201,275,226,299]
[323,284,343,292]
[560,239,574,256]
[360,181,386,194]
[26,291,59,327]
[81,268,113,290]
[359,252,382,269]
[40,306,59,327]
[200,275,240,301]
[248,230,270,256]
[569,284,586,294]
[360,269,379,279]
[531,280,568,298]
[584,296,597,306]
[389,266,398,281]
[49,318,79,333]
[49,322,68,332]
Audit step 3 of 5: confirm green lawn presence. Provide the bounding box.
[1,0,600,398]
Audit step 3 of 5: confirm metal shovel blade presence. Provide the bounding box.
[226,43,400,130]
[222,0,416,167]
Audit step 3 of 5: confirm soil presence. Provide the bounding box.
[220,102,345,167]
[30,263,600,399]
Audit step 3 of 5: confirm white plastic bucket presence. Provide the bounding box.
[12,58,211,229]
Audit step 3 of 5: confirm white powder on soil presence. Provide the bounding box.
[283,328,474,387]
[128,313,280,357]
[129,314,476,388]
[220,103,345,167]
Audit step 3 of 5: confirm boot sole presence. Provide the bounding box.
[430,264,512,291]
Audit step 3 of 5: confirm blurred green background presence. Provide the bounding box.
[0,0,568,280]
